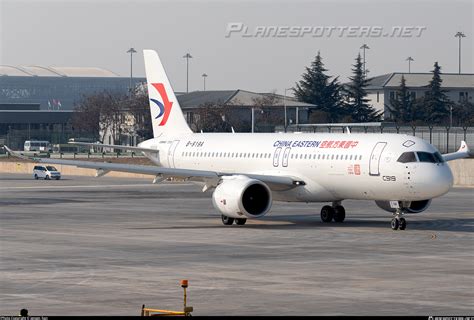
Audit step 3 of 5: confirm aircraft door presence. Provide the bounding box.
[369,142,387,176]
[273,147,282,167]
[282,147,291,167]
[168,140,180,168]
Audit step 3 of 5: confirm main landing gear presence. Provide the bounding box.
[221,215,247,226]
[320,202,346,223]
[391,209,407,231]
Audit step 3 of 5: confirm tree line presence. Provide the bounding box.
[295,52,473,126]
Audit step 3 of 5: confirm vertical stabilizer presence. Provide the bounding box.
[143,50,192,137]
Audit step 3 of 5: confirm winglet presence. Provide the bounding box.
[442,140,471,162]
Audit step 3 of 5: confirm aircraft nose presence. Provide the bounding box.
[431,164,453,197]
[412,163,453,198]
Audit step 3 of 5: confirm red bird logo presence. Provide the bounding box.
[150,83,173,126]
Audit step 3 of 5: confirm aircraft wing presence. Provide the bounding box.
[443,141,471,162]
[68,141,157,153]
[4,146,302,191]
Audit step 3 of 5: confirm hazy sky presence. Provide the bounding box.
[1,0,472,94]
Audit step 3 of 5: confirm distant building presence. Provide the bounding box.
[0,65,145,110]
[177,89,316,131]
[0,65,145,149]
[365,73,474,119]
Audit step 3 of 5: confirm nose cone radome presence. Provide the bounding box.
[427,164,454,197]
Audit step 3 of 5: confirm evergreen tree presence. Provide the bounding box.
[387,75,414,123]
[452,100,474,126]
[293,52,345,122]
[422,62,449,124]
[345,53,381,122]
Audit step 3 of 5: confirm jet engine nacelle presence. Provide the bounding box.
[375,199,432,214]
[212,175,272,219]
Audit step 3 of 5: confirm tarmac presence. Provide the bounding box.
[0,173,473,316]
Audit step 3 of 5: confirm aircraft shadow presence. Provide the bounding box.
[129,216,474,233]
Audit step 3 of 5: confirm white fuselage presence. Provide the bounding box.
[138,132,453,203]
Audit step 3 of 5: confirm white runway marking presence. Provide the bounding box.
[0,183,190,190]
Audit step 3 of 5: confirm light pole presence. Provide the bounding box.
[406,56,414,73]
[360,44,370,78]
[450,104,453,128]
[284,88,292,132]
[183,53,193,93]
[455,32,466,74]
[201,73,208,91]
[126,48,137,98]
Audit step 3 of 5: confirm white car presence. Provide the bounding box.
[33,165,61,180]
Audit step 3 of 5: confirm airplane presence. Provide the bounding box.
[5,50,471,230]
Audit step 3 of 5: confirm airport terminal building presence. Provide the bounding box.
[0,65,145,149]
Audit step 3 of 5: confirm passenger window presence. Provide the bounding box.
[397,152,417,163]
[417,152,437,163]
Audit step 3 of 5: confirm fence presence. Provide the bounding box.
[281,125,473,154]
[1,125,472,154]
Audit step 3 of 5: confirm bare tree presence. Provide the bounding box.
[192,102,233,132]
[125,87,153,140]
[251,91,282,132]
[72,91,124,143]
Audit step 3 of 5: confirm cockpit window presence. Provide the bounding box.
[434,152,445,163]
[397,152,417,163]
[417,152,437,163]
[417,151,446,163]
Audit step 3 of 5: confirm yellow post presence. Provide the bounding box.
[181,279,188,311]
[180,279,193,316]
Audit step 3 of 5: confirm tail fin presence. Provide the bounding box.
[143,50,192,137]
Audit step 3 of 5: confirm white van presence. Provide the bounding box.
[33,165,61,180]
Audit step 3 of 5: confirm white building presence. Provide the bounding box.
[365,73,474,119]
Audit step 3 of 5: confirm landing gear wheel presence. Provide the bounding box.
[333,205,346,223]
[391,218,400,230]
[321,205,335,223]
[221,215,234,226]
[399,217,407,230]
[235,218,247,225]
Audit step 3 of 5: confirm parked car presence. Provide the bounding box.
[33,165,61,180]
